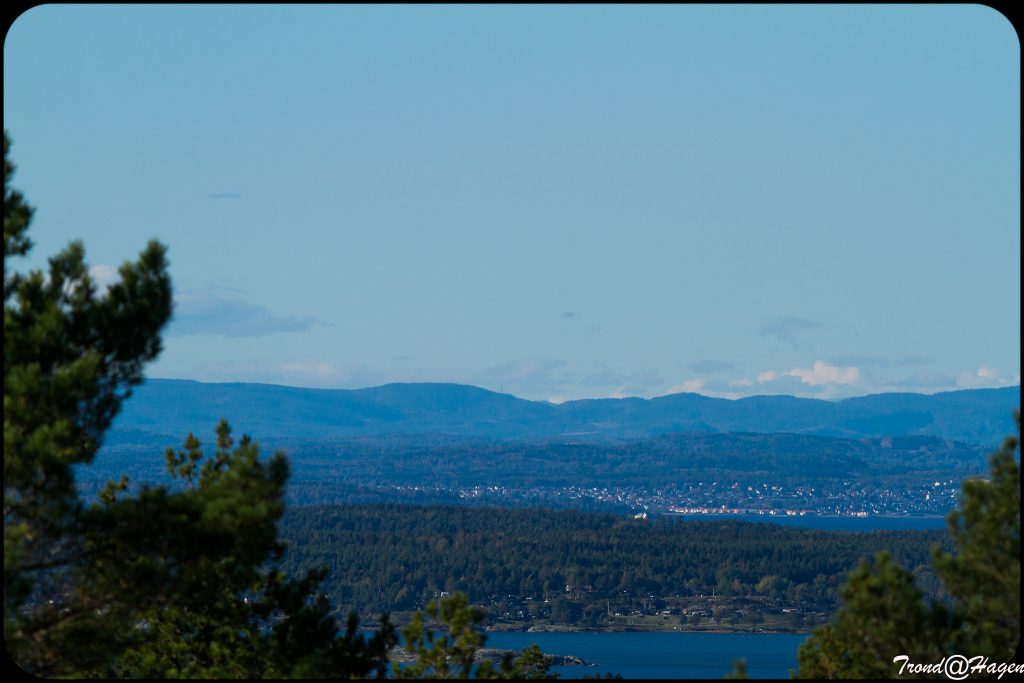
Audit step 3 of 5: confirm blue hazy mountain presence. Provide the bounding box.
[110,379,1019,446]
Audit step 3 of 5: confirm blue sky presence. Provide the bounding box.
[4,5,1019,401]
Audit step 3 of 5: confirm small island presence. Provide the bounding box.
[388,646,594,668]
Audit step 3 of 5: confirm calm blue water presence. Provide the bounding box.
[484,631,807,679]
[664,513,947,531]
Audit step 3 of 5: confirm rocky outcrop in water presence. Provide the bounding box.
[476,648,593,667]
[388,646,593,667]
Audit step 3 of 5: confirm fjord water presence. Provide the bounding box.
[485,631,807,679]
[482,511,943,678]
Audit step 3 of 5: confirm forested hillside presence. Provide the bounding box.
[277,504,950,632]
[110,379,1020,445]
[91,430,992,486]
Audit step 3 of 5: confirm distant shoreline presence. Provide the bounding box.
[483,624,815,636]
[664,512,946,519]
[364,624,816,636]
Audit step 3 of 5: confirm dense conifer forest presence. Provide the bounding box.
[278,504,951,631]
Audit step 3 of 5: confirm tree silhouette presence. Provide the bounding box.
[4,132,395,677]
[796,411,1020,678]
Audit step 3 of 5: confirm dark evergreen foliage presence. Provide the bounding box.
[277,504,950,621]
[4,132,559,678]
[796,412,1020,677]
[4,132,398,677]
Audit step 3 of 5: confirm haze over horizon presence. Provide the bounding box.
[142,374,1021,405]
[4,5,1019,402]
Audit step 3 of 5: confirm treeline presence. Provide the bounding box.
[277,504,951,625]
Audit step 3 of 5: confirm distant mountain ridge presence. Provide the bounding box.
[110,379,1020,446]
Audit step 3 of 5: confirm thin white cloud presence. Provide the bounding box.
[168,290,318,338]
[700,389,743,400]
[659,377,743,399]
[88,264,118,293]
[280,361,343,381]
[758,362,860,387]
[751,361,863,399]
[149,357,364,389]
[789,361,861,387]
[272,360,384,389]
[955,366,1017,389]
[665,378,705,394]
